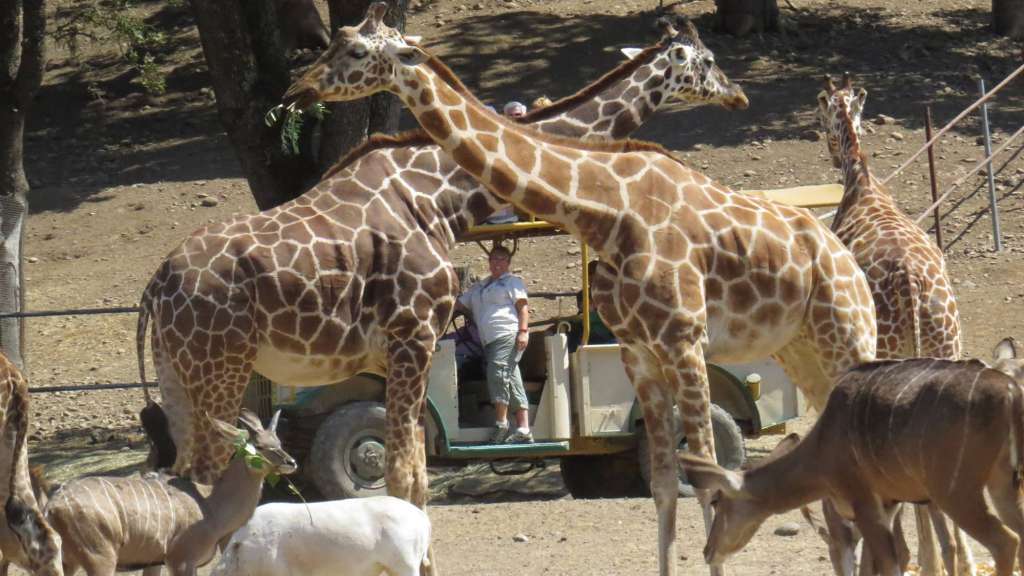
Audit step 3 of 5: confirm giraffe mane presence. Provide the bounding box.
[834,93,873,178]
[321,129,436,180]
[421,55,687,161]
[515,37,670,123]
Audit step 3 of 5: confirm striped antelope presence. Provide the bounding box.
[680,350,1024,576]
[45,410,296,576]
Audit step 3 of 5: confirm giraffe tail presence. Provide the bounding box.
[136,291,153,406]
[904,269,923,358]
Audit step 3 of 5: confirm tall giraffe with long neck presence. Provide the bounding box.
[817,75,969,576]
[137,7,746,547]
[282,6,876,576]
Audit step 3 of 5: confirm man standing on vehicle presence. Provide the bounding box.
[455,244,533,444]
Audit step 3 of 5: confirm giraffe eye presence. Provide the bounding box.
[350,46,368,59]
[703,56,714,67]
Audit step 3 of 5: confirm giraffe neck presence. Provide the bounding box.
[831,107,894,231]
[394,58,630,250]
[522,40,675,140]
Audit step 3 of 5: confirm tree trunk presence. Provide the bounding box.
[713,0,780,37]
[0,0,45,372]
[318,0,408,169]
[188,0,320,209]
[992,0,1024,38]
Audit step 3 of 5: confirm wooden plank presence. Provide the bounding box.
[741,183,845,209]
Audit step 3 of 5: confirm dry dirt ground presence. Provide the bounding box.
[15,0,1024,574]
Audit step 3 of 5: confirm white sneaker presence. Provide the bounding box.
[505,429,534,444]
[489,423,509,444]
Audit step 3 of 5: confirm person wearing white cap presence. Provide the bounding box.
[503,101,527,118]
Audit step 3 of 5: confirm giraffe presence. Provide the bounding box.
[0,353,63,576]
[816,75,969,576]
[136,4,747,542]
[281,6,877,576]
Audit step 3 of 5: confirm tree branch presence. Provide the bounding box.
[14,0,45,108]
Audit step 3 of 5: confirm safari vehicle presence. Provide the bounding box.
[247,184,844,500]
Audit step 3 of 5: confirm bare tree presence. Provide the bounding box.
[188,0,408,210]
[992,0,1024,38]
[0,0,46,371]
[713,0,779,37]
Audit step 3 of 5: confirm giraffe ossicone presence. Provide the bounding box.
[283,5,876,576]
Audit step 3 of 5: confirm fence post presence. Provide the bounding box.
[978,77,1004,252]
[924,106,943,251]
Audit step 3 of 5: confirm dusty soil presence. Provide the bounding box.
[15,0,1024,574]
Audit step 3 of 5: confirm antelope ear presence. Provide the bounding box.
[395,45,428,66]
[237,409,265,433]
[208,413,243,441]
[678,453,744,496]
[994,337,1020,361]
[620,47,643,61]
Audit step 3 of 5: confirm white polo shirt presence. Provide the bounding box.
[458,273,528,345]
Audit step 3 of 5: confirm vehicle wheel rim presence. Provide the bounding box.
[346,433,387,488]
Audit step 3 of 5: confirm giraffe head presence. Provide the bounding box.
[640,15,749,110]
[283,2,426,109]
[816,73,867,168]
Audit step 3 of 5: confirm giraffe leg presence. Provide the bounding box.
[915,504,942,576]
[620,344,683,576]
[663,343,725,576]
[151,333,194,477]
[384,334,436,575]
[187,363,254,484]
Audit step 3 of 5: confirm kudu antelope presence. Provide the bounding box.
[680,349,1024,576]
[46,409,296,576]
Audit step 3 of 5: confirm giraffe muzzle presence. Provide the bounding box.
[722,87,749,111]
[282,83,321,111]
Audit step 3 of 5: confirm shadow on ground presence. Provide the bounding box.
[24,2,1022,214]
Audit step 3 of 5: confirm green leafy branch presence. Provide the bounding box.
[265,103,329,156]
[232,433,305,502]
[54,0,169,95]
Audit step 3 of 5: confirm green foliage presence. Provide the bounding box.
[54,0,170,95]
[231,431,304,499]
[264,103,329,156]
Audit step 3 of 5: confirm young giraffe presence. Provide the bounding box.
[817,75,970,576]
[282,6,877,576]
[0,353,63,576]
[136,7,747,550]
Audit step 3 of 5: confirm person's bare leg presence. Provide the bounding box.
[515,408,529,430]
[495,402,509,424]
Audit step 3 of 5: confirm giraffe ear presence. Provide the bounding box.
[620,47,643,61]
[403,35,422,44]
[395,45,428,66]
[816,90,830,110]
[851,87,868,118]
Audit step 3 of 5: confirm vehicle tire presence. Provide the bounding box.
[308,401,388,499]
[637,403,745,498]
[560,452,648,499]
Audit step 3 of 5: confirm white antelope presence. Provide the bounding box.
[45,409,296,576]
[680,343,1024,576]
[211,496,431,576]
